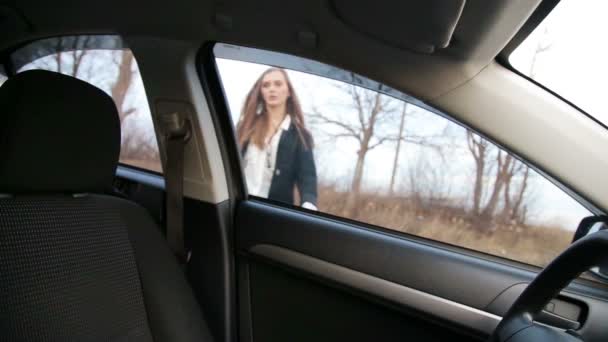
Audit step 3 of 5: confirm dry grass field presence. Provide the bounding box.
[317,186,572,267]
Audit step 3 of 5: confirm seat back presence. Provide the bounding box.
[0,70,213,342]
[0,71,154,341]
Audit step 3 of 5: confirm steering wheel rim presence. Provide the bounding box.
[490,229,608,342]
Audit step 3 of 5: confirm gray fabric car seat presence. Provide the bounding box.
[0,70,213,342]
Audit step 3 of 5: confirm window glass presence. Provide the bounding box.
[14,36,162,173]
[510,0,608,127]
[215,47,593,268]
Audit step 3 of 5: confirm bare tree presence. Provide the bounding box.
[467,129,534,227]
[481,151,516,219]
[311,83,433,216]
[407,153,452,209]
[389,102,408,195]
[501,163,531,225]
[311,84,393,215]
[28,37,90,78]
[511,167,531,224]
[501,158,518,218]
[54,53,63,74]
[462,25,548,225]
[69,36,92,78]
[111,50,137,124]
[108,49,158,164]
[466,131,489,216]
[529,26,553,79]
[46,36,92,78]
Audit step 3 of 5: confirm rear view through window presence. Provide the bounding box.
[12,36,162,173]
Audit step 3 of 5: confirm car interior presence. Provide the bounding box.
[0,1,607,342]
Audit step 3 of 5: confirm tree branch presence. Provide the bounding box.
[350,85,367,132]
[309,108,362,142]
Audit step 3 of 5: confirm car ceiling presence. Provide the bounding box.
[0,0,540,100]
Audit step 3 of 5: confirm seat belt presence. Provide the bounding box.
[160,111,191,263]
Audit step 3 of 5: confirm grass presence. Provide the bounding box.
[317,186,573,267]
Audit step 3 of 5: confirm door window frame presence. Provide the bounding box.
[197,42,605,278]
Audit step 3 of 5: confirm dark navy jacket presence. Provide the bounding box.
[242,124,317,206]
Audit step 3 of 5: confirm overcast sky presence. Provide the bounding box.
[510,0,608,126]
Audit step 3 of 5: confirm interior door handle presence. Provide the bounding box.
[537,309,580,330]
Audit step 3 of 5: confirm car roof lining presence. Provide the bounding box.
[0,0,542,100]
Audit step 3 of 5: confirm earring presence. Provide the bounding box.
[256,103,263,115]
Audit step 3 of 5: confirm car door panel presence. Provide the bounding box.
[235,200,608,341]
[236,201,529,310]
[246,258,477,341]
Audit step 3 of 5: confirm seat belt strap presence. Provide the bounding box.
[160,111,191,263]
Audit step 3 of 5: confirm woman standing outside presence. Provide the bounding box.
[237,67,318,209]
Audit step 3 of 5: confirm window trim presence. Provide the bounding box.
[197,43,248,202]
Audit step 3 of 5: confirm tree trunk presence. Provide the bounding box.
[55,52,63,74]
[467,132,487,217]
[351,149,366,194]
[481,153,512,220]
[500,172,514,222]
[111,50,135,123]
[389,103,407,195]
[71,50,86,78]
[344,144,368,217]
[70,36,91,78]
[511,166,530,224]
[481,176,505,220]
[472,158,484,215]
[343,92,382,216]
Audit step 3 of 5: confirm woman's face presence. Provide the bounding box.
[260,70,290,109]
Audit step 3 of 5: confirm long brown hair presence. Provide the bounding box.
[236,68,313,150]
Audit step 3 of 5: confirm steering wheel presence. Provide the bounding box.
[490,229,608,342]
